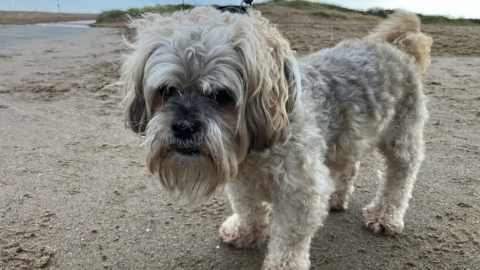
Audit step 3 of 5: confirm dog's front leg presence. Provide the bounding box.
[263,162,333,270]
[220,180,270,249]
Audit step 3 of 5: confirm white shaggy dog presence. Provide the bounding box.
[120,6,433,270]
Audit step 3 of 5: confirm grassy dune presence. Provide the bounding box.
[95,4,192,24]
[418,15,480,26]
[270,0,380,21]
[93,0,480,26]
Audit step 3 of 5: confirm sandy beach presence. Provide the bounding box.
[0,8,479,270]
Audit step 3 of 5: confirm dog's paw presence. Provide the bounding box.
[262,260,308,270]
[219,214,267,249]
[363,204,404,235]
[262,248,310,270]
[262,265,302,270]
[329,191,349,211]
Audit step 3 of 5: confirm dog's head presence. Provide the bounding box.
[121,6,300,202]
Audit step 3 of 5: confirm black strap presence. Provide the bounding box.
[216,6,248,14]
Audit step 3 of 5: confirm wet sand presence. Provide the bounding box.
[0,11,97,25]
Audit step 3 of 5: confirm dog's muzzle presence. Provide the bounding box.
[171,119,202,155]
[166,91,215,156]
[172,119,200,140]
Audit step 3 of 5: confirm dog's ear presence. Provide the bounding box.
[235,12,300,152]
[121,15,168,135]
[283,56,301,116]
[121,46,152,135]
[124,91,148,134]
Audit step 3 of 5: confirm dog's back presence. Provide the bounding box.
[298,10,432,172]
[300,41,421,164]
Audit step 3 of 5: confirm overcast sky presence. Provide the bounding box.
[1,0,479,18]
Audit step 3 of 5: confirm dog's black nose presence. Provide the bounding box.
[172,119,199,139]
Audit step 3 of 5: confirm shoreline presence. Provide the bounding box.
[0,10,97,25]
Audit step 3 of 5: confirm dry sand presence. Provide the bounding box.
[0,10,479,270]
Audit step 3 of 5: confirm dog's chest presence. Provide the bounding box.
[237,153,279,201]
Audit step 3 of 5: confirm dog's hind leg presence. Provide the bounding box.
[329,161,360,211]
[363,90,428,235]
[219,180,269,249]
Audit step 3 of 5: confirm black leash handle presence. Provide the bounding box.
[216,0,253,14]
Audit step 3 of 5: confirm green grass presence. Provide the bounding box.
[418,15,480,26]
[95,0,480,26]
[274,0,380,21]
[96,4,193,23]
[365,7,480,26]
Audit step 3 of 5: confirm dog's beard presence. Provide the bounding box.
[144,114,238,204]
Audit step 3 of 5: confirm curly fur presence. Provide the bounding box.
[120,7,432,269]
[366,9,433,72]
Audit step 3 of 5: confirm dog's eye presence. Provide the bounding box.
[158,86,176,100]
[208,89,234,106]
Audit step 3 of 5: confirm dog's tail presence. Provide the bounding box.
[367,10,433,72]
